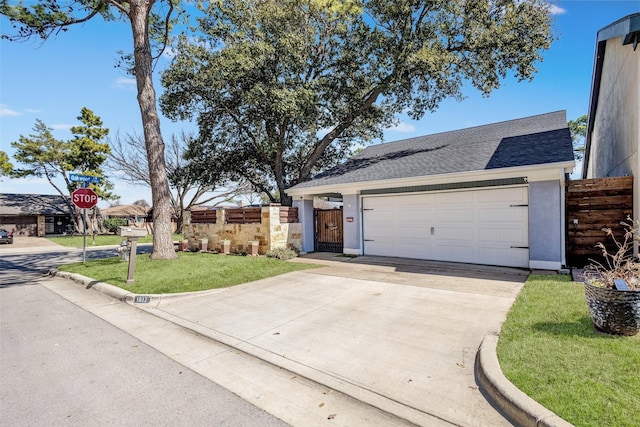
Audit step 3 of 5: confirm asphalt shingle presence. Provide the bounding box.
[289,111,574,190]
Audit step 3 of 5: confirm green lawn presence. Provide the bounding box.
[57,252,319,294]
[46,234,182,247]
[498,275,640,427]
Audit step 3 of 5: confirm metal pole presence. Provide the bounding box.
[83,208,87,264]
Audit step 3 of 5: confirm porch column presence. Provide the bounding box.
[293,197,314,253]
[529,180,563,270]
[342,194,362,255]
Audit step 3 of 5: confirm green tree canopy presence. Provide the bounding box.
[568,114,587,160]
[10,108,114,230]
[161,0,555,205]
[0,151,13,177]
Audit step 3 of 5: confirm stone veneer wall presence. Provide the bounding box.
[182,206,302,254]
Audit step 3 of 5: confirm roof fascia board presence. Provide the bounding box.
[286,161,574,196]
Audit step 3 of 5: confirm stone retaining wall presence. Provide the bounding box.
[182,206,302,254]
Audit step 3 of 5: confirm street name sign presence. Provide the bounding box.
[69,173,102,184]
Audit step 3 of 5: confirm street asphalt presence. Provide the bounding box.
[1,237,573,426]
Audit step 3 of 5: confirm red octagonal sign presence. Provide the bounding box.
[72,188,99,209]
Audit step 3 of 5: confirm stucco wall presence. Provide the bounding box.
[588,37,639,180]
[293,199,314,252]
[342,194,361,255]
[183,206,301,254]
[528,181,563,268]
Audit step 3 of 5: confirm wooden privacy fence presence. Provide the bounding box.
[189,207,298,225]
[226,207,262,224]
[190,210,217,224]
[566,176,633,266]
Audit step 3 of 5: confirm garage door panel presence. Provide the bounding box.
[435,226,474,241]
[477,187,527,202]
[435,245,474,263]
[475,247,529,268]
[477,207,526,223]
[478,227,527,244]
[434,208,473,222]
[362,186,529,268]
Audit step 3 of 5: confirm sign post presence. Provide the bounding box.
[71,187,99,263]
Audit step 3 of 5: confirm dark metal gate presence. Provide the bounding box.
[315,209,343,253]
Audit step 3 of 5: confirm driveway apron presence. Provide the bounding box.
[146,256,526,426]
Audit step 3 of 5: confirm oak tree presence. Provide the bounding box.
[1,0,179,258]
[161,0,555,205]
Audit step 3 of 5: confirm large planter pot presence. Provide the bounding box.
[584,281,640,336]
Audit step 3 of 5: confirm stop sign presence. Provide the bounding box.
[71,188,99,209]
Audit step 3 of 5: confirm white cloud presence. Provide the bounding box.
[549,4,566,15]
[112,77,137,89]
[24,108,42,114]
[51,123,72,130]
[387,122,416,133]
[0,104,20,117]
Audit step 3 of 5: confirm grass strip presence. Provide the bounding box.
[46,234,182,247]
[57,252,319,294]
[497,275,640,427]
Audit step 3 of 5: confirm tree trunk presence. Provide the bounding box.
[129,1,176,259]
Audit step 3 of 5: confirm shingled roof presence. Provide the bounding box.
[0,193,72,215]
[289,111,574,191]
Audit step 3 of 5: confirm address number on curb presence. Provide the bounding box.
[134,296,151,304]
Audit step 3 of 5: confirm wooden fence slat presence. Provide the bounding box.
[191,210,217,224]
[566,177,634,266]
[226,207,262,224]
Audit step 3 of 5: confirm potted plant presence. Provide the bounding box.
[583,218,640,336]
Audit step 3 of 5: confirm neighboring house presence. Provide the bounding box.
[101,204,149,227]
[583,13,640,220]
[287,111,575,270]
[0,193,73,236]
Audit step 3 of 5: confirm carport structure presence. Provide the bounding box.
[287,111,575,270]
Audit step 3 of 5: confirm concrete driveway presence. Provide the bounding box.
[143,254,527,426]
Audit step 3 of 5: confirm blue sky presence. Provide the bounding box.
[1,1,639,207]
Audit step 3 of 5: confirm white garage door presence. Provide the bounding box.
[362,186,529,268]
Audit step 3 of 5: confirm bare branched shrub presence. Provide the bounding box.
[583,217,640,290]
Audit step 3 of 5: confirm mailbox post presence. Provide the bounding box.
[118,226,147,283]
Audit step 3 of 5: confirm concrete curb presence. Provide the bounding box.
[48,269,227,307]
[49,269,133,301]
[476,335,574,427]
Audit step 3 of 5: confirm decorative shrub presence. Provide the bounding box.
[102,217,128,233]
[265,248,298,260]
